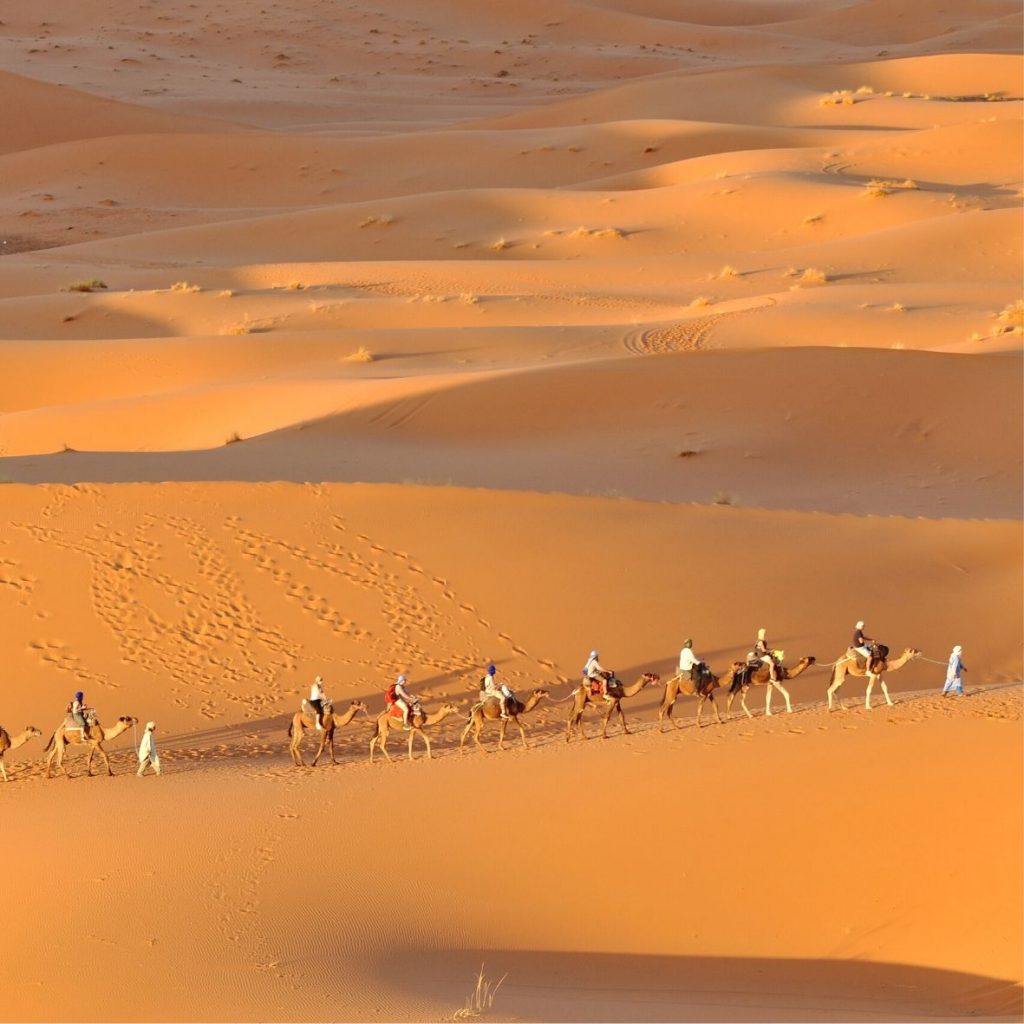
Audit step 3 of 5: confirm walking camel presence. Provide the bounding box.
[724,657,816,718]
[826,647,921,710]
[460,689,549,753]
[288,700,367,767]
[657,666,724,730]
[0,725,42,781]
[44,715,138,778]
[566,672,659,741]
[369,702,460,763]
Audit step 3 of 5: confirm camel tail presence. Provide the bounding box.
[43,732,55,754]
[287,721,293,739]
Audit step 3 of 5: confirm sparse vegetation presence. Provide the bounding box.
[454,962,505,1019]
[344,345,375,363]
[713,490,735,506]
[689,295,714,307]
[63,279,107,293]
[994,299,1024,335]
[865,178,919,198]
[887,302,907,313]
[802,214,823,227]
[819,89,857,106]
[677,449,701,458]
[170,281,200,292]
[488,237,512,252]
[358,214,395,228]
[568,226,625,240]
[459,293,479,305]
[286,280,306,290]
[219,289,236,298]
[225,432,243,444]
[718,264,740,279]
[795,267,829,287]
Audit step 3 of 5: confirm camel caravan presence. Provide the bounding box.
[0,623,928,781]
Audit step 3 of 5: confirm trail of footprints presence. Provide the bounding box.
[10,494,563,722]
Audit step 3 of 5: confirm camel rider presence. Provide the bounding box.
[480,663,514,719]
[753,628,780,683]
[851,621,876,665]
[678,639,702,681]
[309,675,327,731]
[584,650,614,702]
[70,691,88,738]
[391,674,419,731]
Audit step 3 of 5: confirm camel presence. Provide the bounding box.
[44,715,138,778]
[369,702,460,763]
[0,725,42,781]
[724,657,816,718]
[566,672,660,741]
[826,647,921,710]
[288,700,367,767]
[657,666,723,731]
[459,689,549,753]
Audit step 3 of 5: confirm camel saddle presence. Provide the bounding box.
[63,710,97,733]
[589,674,621,697]
[301,698,332,717]
[848,644,889,673]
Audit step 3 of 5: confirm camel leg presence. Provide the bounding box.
[329,729,338,765]
[880,678,893,707]
[459,719,472,754]
[709,692,723,725]
[765,686,773,717]
[290,735,304,767]
[865,675,875,710]
[99,745,113,777]
[517,718,528,751]
[774,681,792,714]
[740,689,753,719]
[726,692,736,718]
[0,757,6,782]
[619,703,630,736]
[85,745,95,777]
[827,675,844,711]
[311,730,327,767]
[498,719,508,752]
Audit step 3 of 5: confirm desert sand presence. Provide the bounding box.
[0,0,1021,1021]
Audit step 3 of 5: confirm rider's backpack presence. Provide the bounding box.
[385,683,397,704]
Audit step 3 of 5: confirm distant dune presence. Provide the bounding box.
[0,0,1020,1020]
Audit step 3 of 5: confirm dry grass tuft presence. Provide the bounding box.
[794,267,828,287]
[994,299,1024,334]
[225,432,243,445]
[453,964,507,1020]
[718,264,740,279]
[344,345,375,363]
[802,214,823,227]
[855,84,875,95]
[459,293,480,305]
[488,237,512,252]
[713,490,735,506]
[568,226,625,240]
[219,289,236,299]
[358,214,395,228]
[887,302,907,313]
[819,89,856,106]
[689,295,714,307]
[170,281,200,293]
[63,279,107,293]
[286,280,306,291]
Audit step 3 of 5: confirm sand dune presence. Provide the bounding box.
[1,0,1020,1020]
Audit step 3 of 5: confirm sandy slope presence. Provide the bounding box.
[1,0,1021,1020]
[0,484,1020,1023]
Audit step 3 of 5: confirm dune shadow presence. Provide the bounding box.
[379,947,1022,1022]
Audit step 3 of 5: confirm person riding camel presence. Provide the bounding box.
[584,650,614,702]
[480,663,514,720]
[388,674,419,731]
[678,639,703,682]
[851,621,877,667]
[753,628,781,683]
[70,691,89,738]
[308,675,327,731]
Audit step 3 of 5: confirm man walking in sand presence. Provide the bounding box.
[942,645,967,696]
[137,721,161,776]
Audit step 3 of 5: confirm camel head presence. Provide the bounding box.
[25,726,42,739]
[440,703,460,715]
[118,716,139,727]
[350,700,368,716]
[643,672,660,684]
[906,648,922,658]
[530,688,550,699]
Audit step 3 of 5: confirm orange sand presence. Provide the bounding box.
[1,0,1021,1021]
